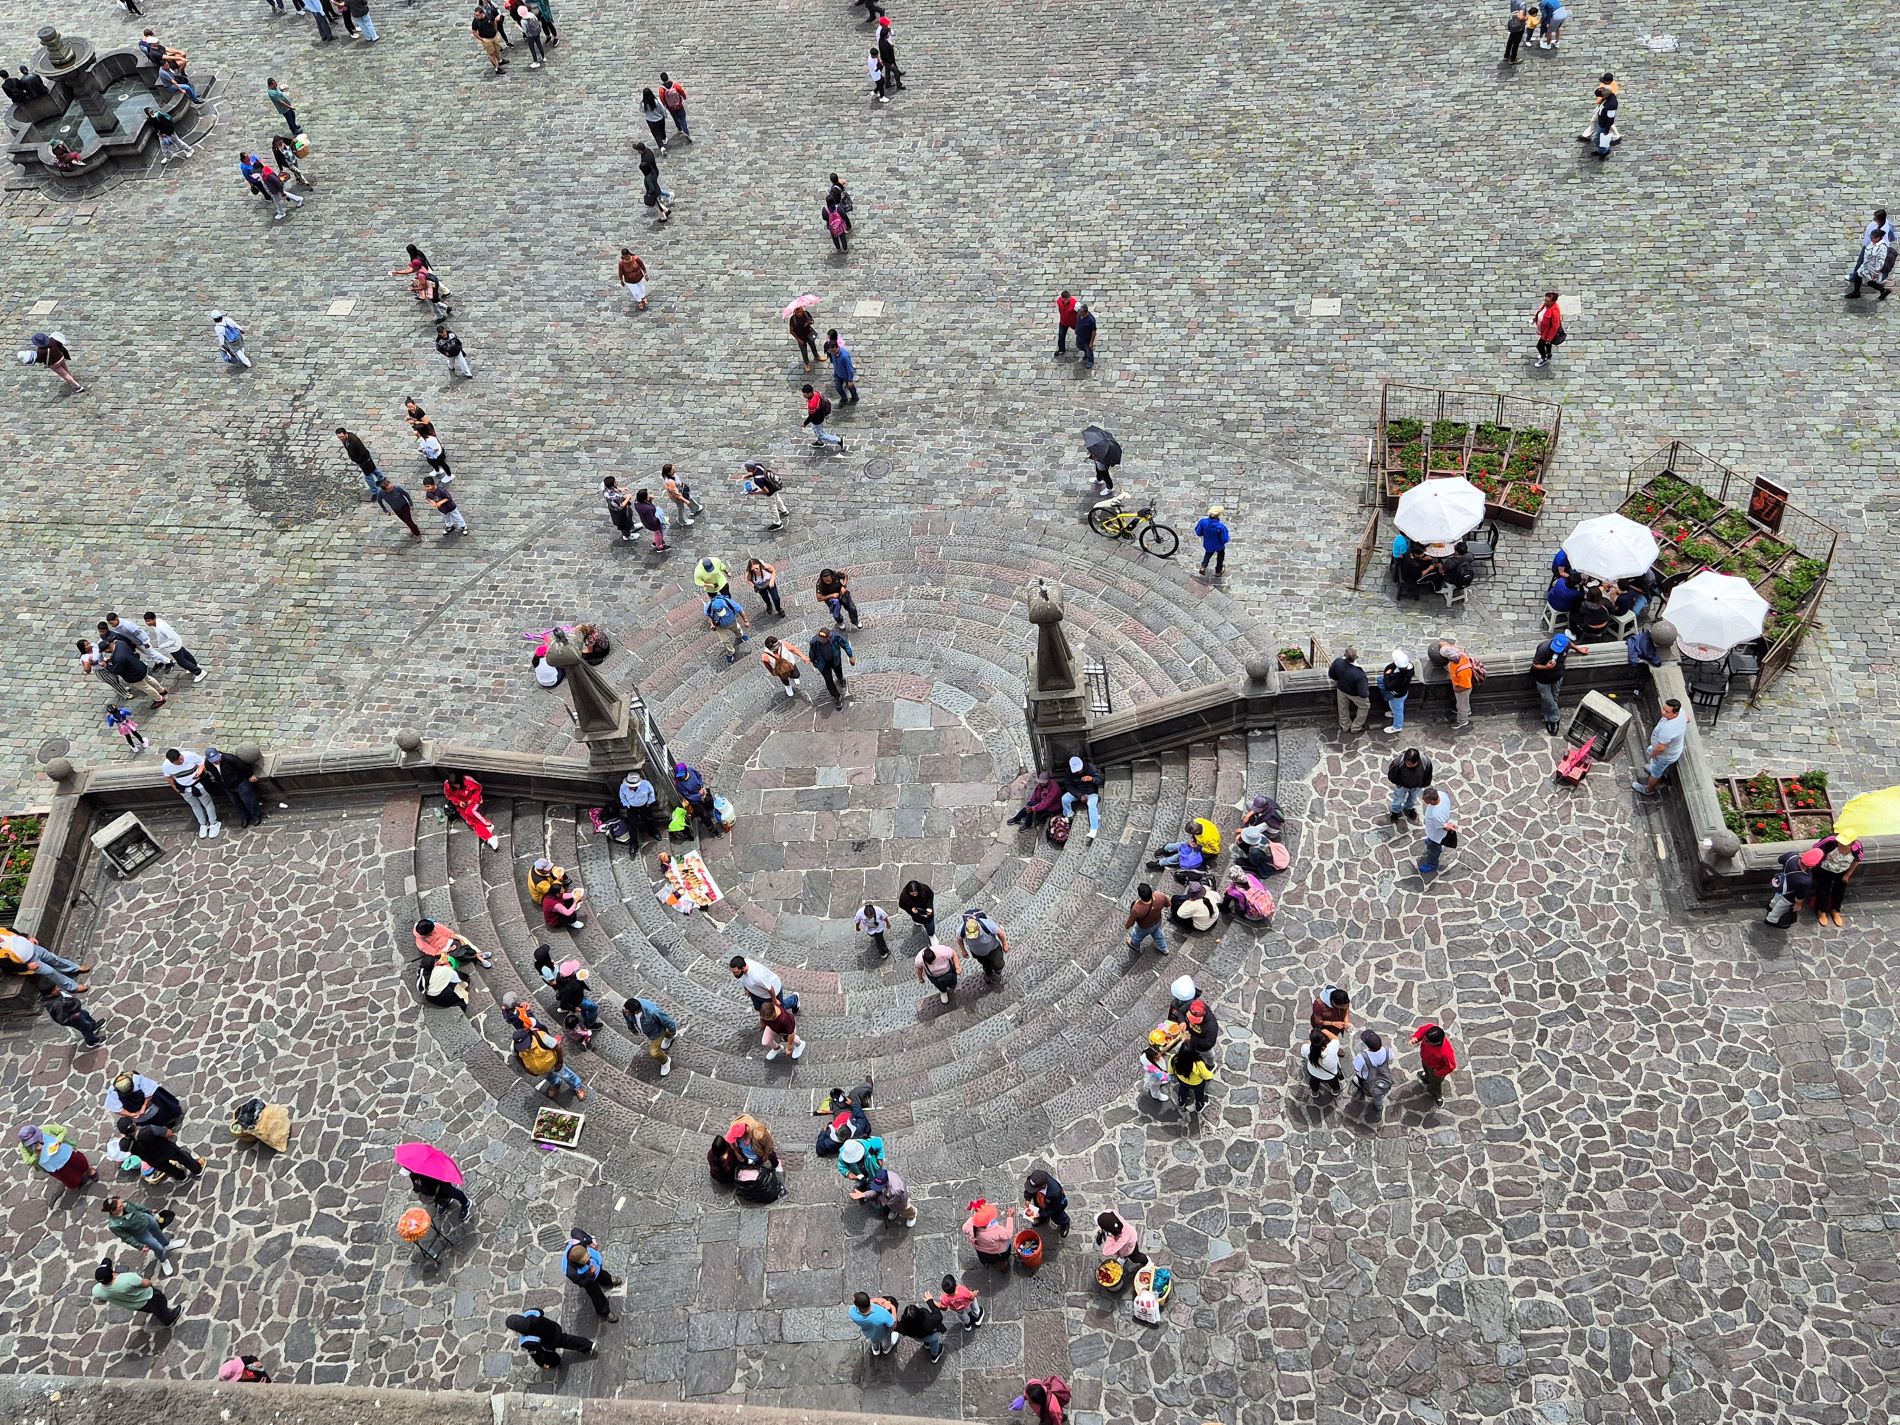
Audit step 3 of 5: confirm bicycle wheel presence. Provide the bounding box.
[1139,522,1180,559]
[1087,506,1124,539]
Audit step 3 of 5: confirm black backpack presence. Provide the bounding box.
[755,469,782,494]
[812,394,833,423]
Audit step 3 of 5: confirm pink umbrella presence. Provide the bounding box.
[393,1142,463,1186]
[779,293,820,319]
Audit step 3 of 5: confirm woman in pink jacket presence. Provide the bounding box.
[1094,1209,1149,1270]
[961,1199,1015,1266]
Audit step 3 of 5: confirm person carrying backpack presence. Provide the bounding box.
[704,590,751,665]
[800,384,845,450]
[514,1022,586,1100]
[1351,1029,1394,1109]
[825,200,850,253]
[894,1299,944,1362]
[740,461,789,529]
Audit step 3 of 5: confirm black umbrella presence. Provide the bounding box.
[1081,426,1121,468]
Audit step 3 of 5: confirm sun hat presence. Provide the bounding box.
[839,1140,866,1164]
[217,1358,247,1382]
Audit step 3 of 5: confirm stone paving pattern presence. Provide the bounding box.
[0,0,1895,812]
[4,0,1900,1419]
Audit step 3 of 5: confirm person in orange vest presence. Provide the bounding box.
[1413,1022,1457,1099]
[1446,646,1478,729]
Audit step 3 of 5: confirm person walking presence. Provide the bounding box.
[957,911,1008,985]
[106,706,147,754]
[801,385,845,451]
[1328,647,1371,733]
[1412,1022,1458,1099]
[661,464,702,526]
[825,195,851,252]
[622,995,679,1077]
[562,1231,619,1321]
[337,427,383,499]
[16,1121,98,1190]
[1380,648,1411,732]
[1386,747,1432,824]
[529,0,558,44]
[962,1198,1015,1266]
[807,626,856,706]
[1581,79,1619,161]
[1194,505,1231,578]
[875,17,905,90]
[1532,291,1565,367]
[210,311,251,368]
[741,464,789,530]
[1843,208,1898,299]
[855,902,891,959]
[472,4,505,73]
[1059,754,1104,839]
[635,143,673,221]
[1446,644,1479,729]
[849,1291,897,1354]
[104,1196,177,1275]
[898,880,936,939]
[265,77,301,136]
[1417,787,1454,876]
[517,5,545,65]
[1631,696,1688,797]
[1124,882,1168,956]
[516,1021,586,1099]
[825,330,861,404]
[375,478,424,540]
[867,47,887,103]
[1054,290,1079,355]
[304,0,335,42]
[616,771,661,847]
[435,324,473,378]
[657,72,691,139]
[1530,630,1588,733]
[893,1300,943,1362]
[728,955,783,1013]
[28,332,83,393]
[633,489,667,550]
[423,476,467,536]
[1576,71,1621,144]
[746,556,785,614]
[789,305,821,369]
[162,746,220,838]
[1074,303,1097,369]
[204,747,267,828]
[418,429,453,480]
[814,567,861,627]
[143,613,206,681]
[617,249,649,311]
[1,930,92,995]
[759,635,808,698]
[508,1309,595,1370]
[43,986,106,1047]
[602,477,637,542]
[91,1257,181,1327]
[639,87,669,154]
[253,156,304,221]
[705,587,751,666]
[145,107,193,163]
[933,1273,984,1329]
[914,939,961,1004]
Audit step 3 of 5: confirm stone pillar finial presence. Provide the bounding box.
[37,25,73,67]
[543,629,629,741]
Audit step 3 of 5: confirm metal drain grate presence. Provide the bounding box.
[863,457,894,478]
[37,737,69,763]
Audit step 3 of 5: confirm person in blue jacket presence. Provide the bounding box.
[1194,506,1231,577]
[826,329,859,404]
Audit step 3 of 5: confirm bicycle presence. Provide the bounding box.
[1087,496,1179,558]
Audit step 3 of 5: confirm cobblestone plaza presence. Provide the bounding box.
[2,0,1897,1421]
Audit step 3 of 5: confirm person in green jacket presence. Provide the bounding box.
[91,1256,180,1325]
[103,1196,176,1275]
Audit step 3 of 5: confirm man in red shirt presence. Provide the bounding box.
[800,385,844,452]
[1055,290,1078,357]
[1412,1023,1457,1099]
[1532,291,1564,367]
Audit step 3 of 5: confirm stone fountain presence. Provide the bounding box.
[2,24,215,190]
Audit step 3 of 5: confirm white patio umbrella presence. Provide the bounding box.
[1562,513,1659,580]
[1394,477,1487,544]
[1661,570,1770,660]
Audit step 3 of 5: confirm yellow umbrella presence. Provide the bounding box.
[1833,786,1900,842]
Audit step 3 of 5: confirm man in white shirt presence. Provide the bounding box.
[728,955,782,1012]
[616,772,659,845]
[1418,788,1453,876]
[1632,697,1689,797]
[1845,208,1898,299]
[143,611,207,681]
[854,903,891,959]
[162,747,220,839]
[0,929,92,993]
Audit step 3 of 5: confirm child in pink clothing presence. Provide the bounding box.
[105,706,147,752]
[933,1272,984,1329]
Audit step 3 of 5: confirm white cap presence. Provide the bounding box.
[1068,756,1083,772]
[209,310,224,322]
[1391,648,1411,668]
[1170,974,1197,1002]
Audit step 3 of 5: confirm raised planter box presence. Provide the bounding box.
[531,1107,586,1148]
[1379,385,1562,530]
[1716,772,1834,845]
[0,814,44,927]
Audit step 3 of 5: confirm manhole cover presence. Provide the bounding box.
[863,458,893,478]
[36,737,69,763]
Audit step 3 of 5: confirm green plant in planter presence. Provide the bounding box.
[1621,493,1665,523]
[1742,773,1780,810]
[1503,483,1545,515]
[1399,442,1426,472]
[1645,472,1687,502]
[1386,417,1423,444]
[1711,511,1754,543]
[1785,772,1828,810]
[1676,487,1722,521]
[1388,470,1422,496]
[1655,546,1690,576]
[1715,786,1746,838]
[1278,647,1307,667]
[1430,419,1469,448]
[1658,517,1697,544]
[1472,475,1501,500]
[1714,552,1747,576]
[1513,428,1550,456]
[0,814,41,912]
[1681,538,1723,567]
[1747,814,1792,843]
[1504,452,1542,482]
[1473,422,1511,449]
[1746,535,1790,565]
[1772,557,1826,611]
[1469,450,1504,480]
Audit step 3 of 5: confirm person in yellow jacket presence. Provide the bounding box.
[1170,1043,1216,1114]
[1149,817,1221,872]
[527,858,572,907]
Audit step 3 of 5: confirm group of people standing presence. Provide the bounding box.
[75,611,211,757]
